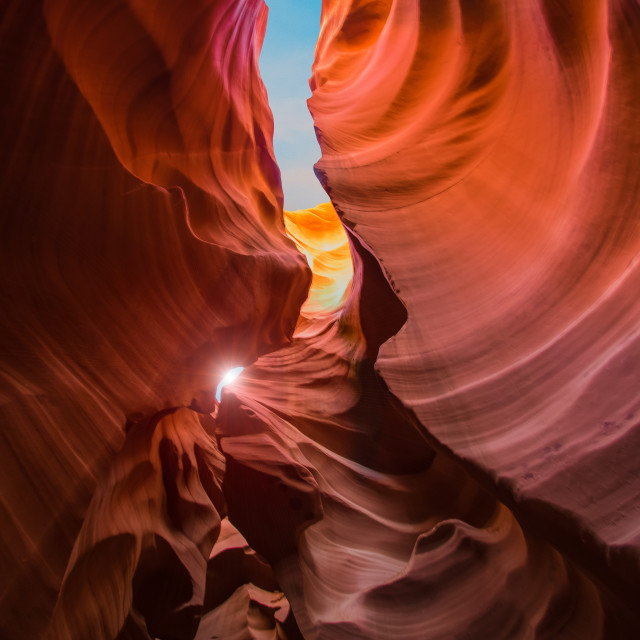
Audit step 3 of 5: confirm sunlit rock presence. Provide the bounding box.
[284,202,353,320]
[0,1,308,637]
[0,0,639,638]
[310,0,640,632]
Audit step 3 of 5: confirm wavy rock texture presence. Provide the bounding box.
[217,238,635,638]
[49,408,226,640]
[1,0,639,639]
[0,1,307,637]
[311,0,640,626]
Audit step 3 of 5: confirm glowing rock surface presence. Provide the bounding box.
[284,202,354,319]
[0,0,639,638]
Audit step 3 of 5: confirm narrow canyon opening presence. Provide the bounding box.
[1,1,639,638]
[259,0,326,211]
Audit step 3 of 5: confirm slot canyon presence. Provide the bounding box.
[1,0,639,638]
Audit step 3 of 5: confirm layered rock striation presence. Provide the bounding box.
[0,1,639,639]
[311,0,640,624]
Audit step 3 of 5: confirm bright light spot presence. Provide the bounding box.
[215,367,244,403]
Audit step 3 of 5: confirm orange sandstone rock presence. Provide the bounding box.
[1,1,639,638]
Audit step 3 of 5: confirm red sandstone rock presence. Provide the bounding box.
[0,1,639,639]
[0,1,307,637]
[311,0,640,626]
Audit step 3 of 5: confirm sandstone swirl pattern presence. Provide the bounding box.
[1,1,308,636]
[311,0,640,625]
[0,1,639,639]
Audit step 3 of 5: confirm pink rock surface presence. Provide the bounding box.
[1,0,639,638]
[0,1,307,636]
[311,0,640,621]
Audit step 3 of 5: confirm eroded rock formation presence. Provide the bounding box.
[0,1,638,639]
[310,0,640,620]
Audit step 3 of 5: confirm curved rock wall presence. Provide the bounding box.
[311,0,640,619]
[0,0,639,638]
[0,1,307,637]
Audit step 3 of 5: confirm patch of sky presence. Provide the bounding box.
[260,0,328,211]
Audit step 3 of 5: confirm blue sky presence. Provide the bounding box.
[260,0,328,210]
